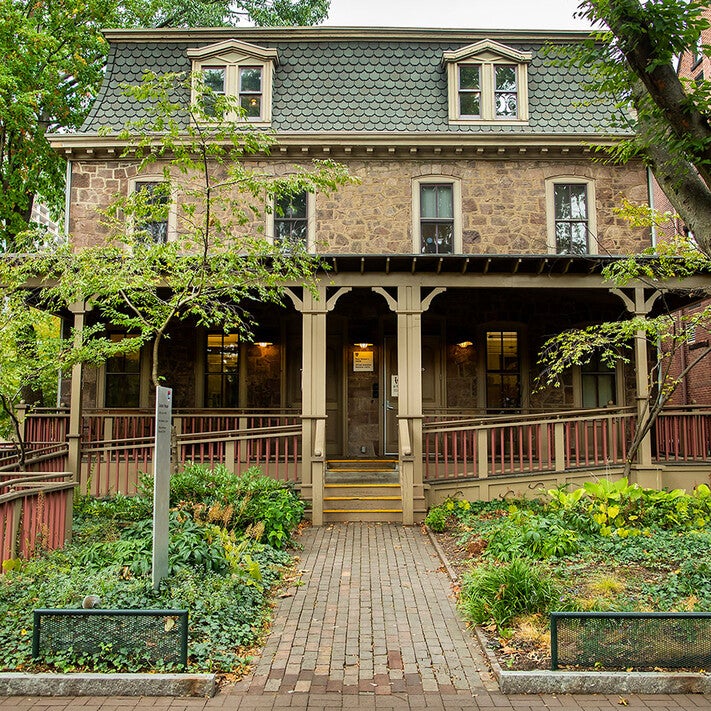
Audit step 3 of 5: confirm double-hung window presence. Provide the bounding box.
[546,178,597,255]
[134,181,169,243]
[420,184,454,254]
[238,67,262,118]
[412,177,462,254]
[444,40,531,124]
[205,333,239,408]
[274,191,308,246]
[104,334,141,408]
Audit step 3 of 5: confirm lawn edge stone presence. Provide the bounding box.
[0,672,216,697]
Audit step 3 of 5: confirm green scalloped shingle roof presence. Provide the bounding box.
[82,36,622,135]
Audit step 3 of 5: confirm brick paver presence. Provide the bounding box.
[3,522,711,710]
[235,522,492,696]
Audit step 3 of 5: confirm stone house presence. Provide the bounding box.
[46,26,711,524]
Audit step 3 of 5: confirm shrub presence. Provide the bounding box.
[460,559,562,630]
[425,506,447,532]
[139,464,305,549]
[483,509,579,561]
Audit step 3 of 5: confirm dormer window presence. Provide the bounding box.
[443,40,531,124]
[188,40,278,124]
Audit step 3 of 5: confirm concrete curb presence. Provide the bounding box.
[475,625,711,694]
[0,672,217,697]
[428,525,711,695]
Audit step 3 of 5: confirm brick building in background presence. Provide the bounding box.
[652,5,711,407]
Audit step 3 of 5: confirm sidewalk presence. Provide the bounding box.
[2,522,711,710]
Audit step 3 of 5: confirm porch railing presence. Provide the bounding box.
[422,407,637,481]
[0,473,75,568]
[79,410,301,497]
[654,408,711,462]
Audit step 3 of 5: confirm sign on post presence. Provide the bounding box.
[152,386,172,590]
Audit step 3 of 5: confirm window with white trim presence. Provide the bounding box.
[268,190,315,251]
[133,181,170,243]
[545,177,597,255]
[412,177,462,254]
[443,40,531,124]
[188,40,277,124]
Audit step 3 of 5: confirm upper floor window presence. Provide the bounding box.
[443,40,531,124]
[133,181,169,243]
[275,192,308,246]
[420,184,453,254]
[545,177,597,255]
[412,177,462,254]
[188,39,278,124]
[268,190,315,250]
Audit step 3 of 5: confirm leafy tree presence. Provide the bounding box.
[31,72,355,389]
[571,0,711,253]
[0,0,329,251]
[537,232,711,477]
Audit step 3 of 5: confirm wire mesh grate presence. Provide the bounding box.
[32,609,188,668]
[551,612,711,670]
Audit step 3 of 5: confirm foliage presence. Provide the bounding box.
[139,464,306,549]
[483,509,579,561]
[0,0,330,249]
[459,559,563,631]
[424,507,448,532]
[36,72,355,388]
[0,290,140,463]
[546,478,711,537]
[0,470,297,673]
[562,0,711,252]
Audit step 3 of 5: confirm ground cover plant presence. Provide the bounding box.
[426,479,711,671]
[0,464,305,675]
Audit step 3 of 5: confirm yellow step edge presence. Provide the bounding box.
[323,509,402,514]
[327,468,399,473]
[326,459,399,464]
[324,496,402,501]
[325,483,400,488]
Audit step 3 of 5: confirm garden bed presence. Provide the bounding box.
[427,478,711,674]
[0,464,305,681]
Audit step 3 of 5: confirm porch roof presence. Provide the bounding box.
[325,253,631,276]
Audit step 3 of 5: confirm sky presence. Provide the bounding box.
[323,0,593,30]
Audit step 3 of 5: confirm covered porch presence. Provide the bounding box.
[13,255,711,525]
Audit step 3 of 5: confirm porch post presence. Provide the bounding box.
[66,301,90,534]
[611,286,662,487]
[298,287,325,525]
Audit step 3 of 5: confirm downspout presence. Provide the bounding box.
[647,167,657,248]
[646,167,665,397]
[57,159,73,408]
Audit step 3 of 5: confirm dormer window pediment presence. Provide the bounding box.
[187,39,279,65]
[442,40,531,125]
[188,39,278,124]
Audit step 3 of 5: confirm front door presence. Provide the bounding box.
[383,335,442,456]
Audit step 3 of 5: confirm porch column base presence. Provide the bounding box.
[629,464,664,490]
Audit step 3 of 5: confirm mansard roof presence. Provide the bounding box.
[79,27,624,137]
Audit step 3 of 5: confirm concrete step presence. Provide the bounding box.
[323,510,403,523]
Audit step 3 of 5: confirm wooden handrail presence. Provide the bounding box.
[423,407,636,434]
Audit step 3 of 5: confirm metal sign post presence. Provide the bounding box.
[152,386,172,590]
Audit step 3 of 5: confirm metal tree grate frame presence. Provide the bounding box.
[32,609,189,669]
[551,611,711,671]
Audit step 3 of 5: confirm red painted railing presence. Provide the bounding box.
[423,407,637,481]
[77,410,302,496]
[655,409,711,462]
[0,474,75,568]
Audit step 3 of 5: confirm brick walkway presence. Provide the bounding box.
[3,522,711,710]
[234,522,492,696]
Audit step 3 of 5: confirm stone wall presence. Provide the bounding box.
[69,156,650,256]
